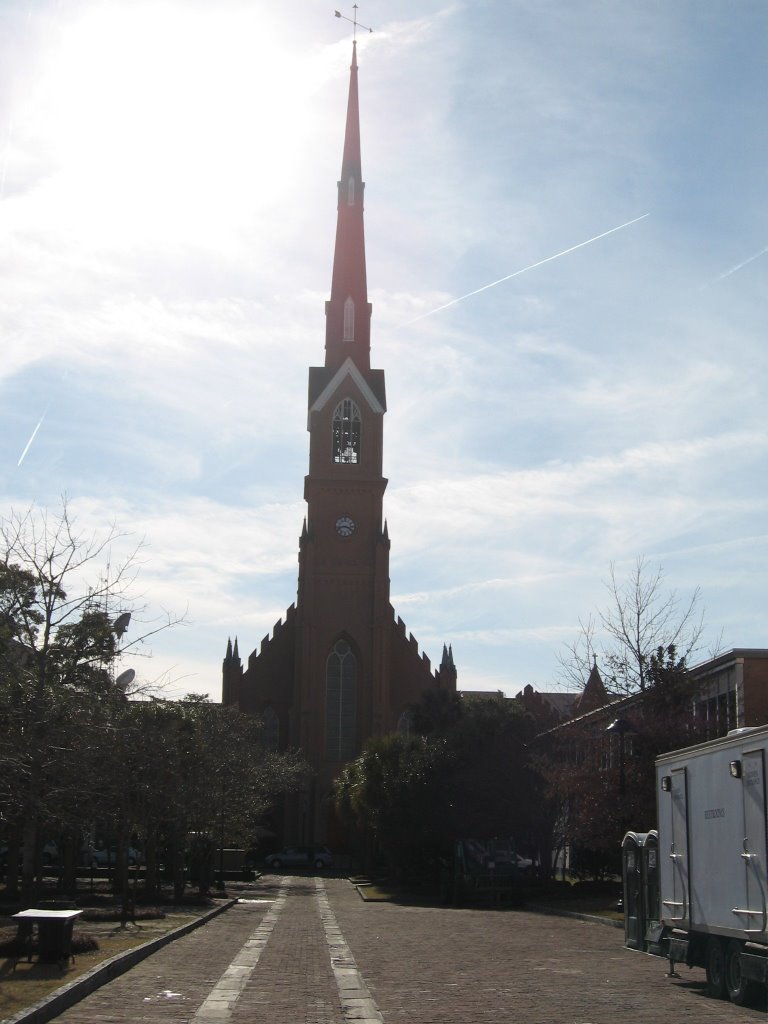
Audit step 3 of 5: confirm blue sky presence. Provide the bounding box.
[1,0,766,699]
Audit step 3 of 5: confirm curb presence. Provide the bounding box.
[527,903,624,929]
[2,898,238,1024]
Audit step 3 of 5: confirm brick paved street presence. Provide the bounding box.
[51,875,767,1023]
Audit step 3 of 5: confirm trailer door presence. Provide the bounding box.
[738,749,768,934]
[668,767,689,922]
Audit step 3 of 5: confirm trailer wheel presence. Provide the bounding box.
[705,937,727,999]
[725,940,755,1006]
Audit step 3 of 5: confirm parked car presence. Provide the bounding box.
[85,846,143,868]
[264,846,333,870]
[0,841,59,868]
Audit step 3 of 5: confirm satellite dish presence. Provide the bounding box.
[115,668,135,691]
[113,612,131,637]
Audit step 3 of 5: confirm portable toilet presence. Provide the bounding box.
[642,829,663,953]
[622,831,647,950]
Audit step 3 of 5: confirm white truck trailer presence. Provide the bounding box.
[656,724,768,1004]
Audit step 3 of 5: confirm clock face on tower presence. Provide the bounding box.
[335,515,356,538]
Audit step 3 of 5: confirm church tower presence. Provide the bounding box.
[223,42,456,845]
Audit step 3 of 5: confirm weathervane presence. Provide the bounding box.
[334,5,373,40]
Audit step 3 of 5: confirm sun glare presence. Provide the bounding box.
[25,3,339,245]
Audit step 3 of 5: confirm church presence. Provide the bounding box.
[222,41,457,846]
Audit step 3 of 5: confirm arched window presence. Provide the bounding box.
[325,639,357,761]
[343,297,355,341]
[262,706,279,752]
[397,709,414,737]
[332,398,361,464]
[347,176,355,205]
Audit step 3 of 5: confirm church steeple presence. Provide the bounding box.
[325,41,371,371]
[222,28,456,847]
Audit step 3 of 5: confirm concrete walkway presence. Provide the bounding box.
[51,875,766,1023]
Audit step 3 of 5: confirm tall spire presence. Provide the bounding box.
[325,41,371,370]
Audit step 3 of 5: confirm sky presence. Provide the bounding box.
[1,0,766,700]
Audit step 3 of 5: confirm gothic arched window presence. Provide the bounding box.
[332,398,361,464]
[325,639,357,761]
[343,297,355,341]
[397,709,414,737]
[347,176,355,205]
[262,706,279,752]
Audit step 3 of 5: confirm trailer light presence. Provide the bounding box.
[661,776,671,791]
[729,760,742,779]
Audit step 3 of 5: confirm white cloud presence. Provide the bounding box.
[1,0,766,699]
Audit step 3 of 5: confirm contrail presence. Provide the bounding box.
[17,409,47,467]
[401,213,650,327]
[711,245,768,285]
[0,93,14,201]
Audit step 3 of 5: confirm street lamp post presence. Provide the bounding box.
[217,776,226,892]
[606,718,636,796]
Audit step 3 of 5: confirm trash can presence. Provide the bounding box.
[622,831,647,950]
[12,908,82,966]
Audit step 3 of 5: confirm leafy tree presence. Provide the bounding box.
[410,688,463,736]
[335,733,451,878]
[0,501,308,905]
[336,692,542,880]
[0,501,178,900]
[435,694,539,843]
[109,695,308,900]
[558,556,708,693]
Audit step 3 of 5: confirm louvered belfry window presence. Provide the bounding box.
[343,297,355,340]
[325,639,357,761]
[332,398,361,464]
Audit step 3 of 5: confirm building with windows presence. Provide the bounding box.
[221,42,456,846]
[527,649,768,874]
[533,647,768,805]
[690,648,768,738]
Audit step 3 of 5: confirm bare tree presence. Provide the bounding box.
[558,556,707,694]
[557,614,598,691]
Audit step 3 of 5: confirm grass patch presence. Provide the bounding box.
[356,884,392,901]
[79,906,166,922]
